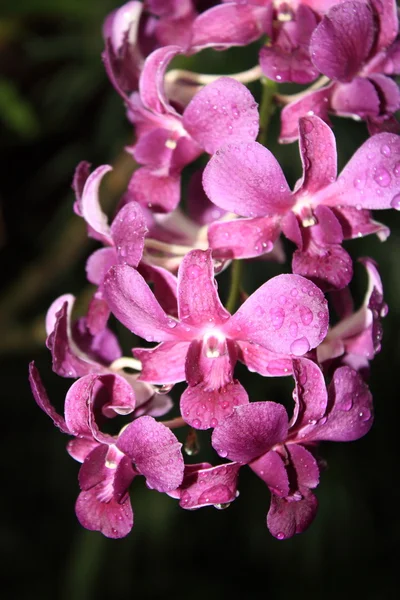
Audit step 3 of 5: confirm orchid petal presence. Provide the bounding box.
[212,402,289,463]
[292,241,353,291]
[287,444,320,489]
[227,274,329,355]
[128,167,181,213]
[183,77,259,154]
[331,78,380,118]
[104,265,188,342]
[208,216,280,259]
[203,142,292,217]
[178,250,230,326]
[139,45,181,115]
[134,341,189,384]
[291,357,328,428]
[111,201,147,266]
[279,86,333,144]
[250,450,290,497]
[180,380,248,430]
[237,341,292,377]
[267,488,318,539]
[310,2,375,82]
[28,362,70,434]
[77,165,113,244]
[178,463,241,510]
[117,416,184,492]
[86,248,117,286]
[297,115,337,194]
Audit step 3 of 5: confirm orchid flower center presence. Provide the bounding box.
[202,329,228,359]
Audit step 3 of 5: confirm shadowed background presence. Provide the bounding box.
[1,1,399,598]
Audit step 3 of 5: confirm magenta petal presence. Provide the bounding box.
[117,416,184,492]
[260,46,319,85]
[203,142,292,217]
[72,316,121,366]
[183,77,259,154]
[64,375,97,438]
[111,202,147,266]
[370,0,398,51]
[75,464,134,540]
[250,450,289,497]
[267,488,318,539]
[128,167,181,213]
[77,165,113,244]
[139,45,181,114]
[45,293,74,337]
[134,341,189,384]
[287,444,319,489]
[237,341,292,377]
[331,78,380,118]
[227,274,329,355]
[104,265,187,343]
[29,362,70,434]
[304,366,374,442]
[138,263,178,317]
[72,161,91,215]
[310,2,375,82]
[297,116,337,194]
[279,86,333,144]
[292,242,353,291]
[67,438,99,463]
[186,168,227,225]
[323,133,400,210]
[332,206,390,241]
[178,463,241,510]
[178,250,230,326]
[208,216,280,259]
[368,74,400,115]
[291,357,328,428]
[180,380,248,430]
[79,444,109,491]
[211,402,289,463]
[190,4,269,51]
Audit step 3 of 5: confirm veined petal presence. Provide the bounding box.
[291,357,328,429]
[331,206,390,241]
[177,463,241,510]
[287,444,320,490]
[183,77,259,154]
[226,274,329,355]
[267,488,318,539]
[29,362,70,434]
[331,78,380,118]
[208,216,280,259]
[203,142,292,217]
[178,249,230,326]
[250,450,290,497]
[237,341,292,377]
[104,265,188,342]
[117,416,184,492]
[321,133,400,210]
[212,402,289,463]
[296,115,337,194]
[292,242,353,291]
[134,341,189,384]
[180,380,248,430]
[111,202,147,267]
[189,4,269,51]
[310,2,375,82]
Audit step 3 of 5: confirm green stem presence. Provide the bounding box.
[226,259,243,314]
[257,77,278,146]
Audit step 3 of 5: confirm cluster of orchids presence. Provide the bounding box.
[30,0,400,540]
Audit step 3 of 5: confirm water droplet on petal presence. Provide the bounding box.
[276,532,285,540]
[188,265,202,279]
[299,305,313,325]
[359,408,372,422]
[192,418,201,428]
[181,491,191,506]
[210,418,218,427]
[219,449,228,458]
[289,321,298,337]
[340,393,353,411]
[373,166,391,187]
[167,319,177,328]
[290,337,310,355]
[353,177,365,190]
[390,193,400,210]
[302,119,314,133]
[270,307,285,330]
[393,162,400,177]
[381,144,391,156]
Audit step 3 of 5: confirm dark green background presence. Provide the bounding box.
[1,1,399,598]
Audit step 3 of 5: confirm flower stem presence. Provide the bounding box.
[226,259,243,314]
[257,77,278,146]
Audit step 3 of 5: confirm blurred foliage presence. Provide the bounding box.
[1,1,400,600]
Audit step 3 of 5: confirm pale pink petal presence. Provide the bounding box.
[226,274,329,355]
[203,142,292,217]
[183,77,259,154]
[139,45,181,114]
[104,265,188,342]
[134,341,189,384]
[211,402,289,463]
[77,165,113,244]
[310,2,375,82]
[180,380,248,430]
[117,416,184,492]
[86,248,117,286]
[178,249,230,326]
[178,463,241,510]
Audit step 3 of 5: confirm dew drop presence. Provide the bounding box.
[290,337,310,355]
[299,305,313,325]
[393,161,400,177]
[390,193,400,210]
[302,119,314,133]
[192,418,201,428]
[210,418,218,427]
[373,166,391,187]
[188,264,201,279]
[289,321,298,337]
[181,491,191,505]
[270,306,285,330]
[359,408,372,422]
[167,319,177,328]
[276,532,285,540]
[340,393,353,411]
[278,294,287,305]
[353,177,365,190]
[255,305,265,316]
[381,144,391,157]
[219,449,228,458]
